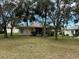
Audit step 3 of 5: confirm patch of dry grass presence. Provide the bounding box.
[0,36,79,59]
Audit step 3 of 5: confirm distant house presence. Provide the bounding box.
[64,23,79,37]
[18,21,43,35]
[17,15,54,36]
[63,14,79,37]
[17,18,44,36]
[7,23,19,33]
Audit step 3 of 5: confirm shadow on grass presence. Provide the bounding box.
[0,34,79,41]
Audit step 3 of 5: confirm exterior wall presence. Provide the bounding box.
[20,28,32,35]
[21,29,32,36]
[64,29,79,37]
[64,30,73,36]
[7,27,19,33]
[7,23,19,33]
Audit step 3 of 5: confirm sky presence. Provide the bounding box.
[66,15,78,29]
[50,0,56,3]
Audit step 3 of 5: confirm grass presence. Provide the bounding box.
[0,35,79,59]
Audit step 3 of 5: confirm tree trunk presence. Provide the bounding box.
[2,14,8,38]
[4,25,8,38]
[43,26,46,36]
[10,18,15,36]
[54,0,60,40]
[61,27,64,39]
[43,15,46,37]
[43,9,47,37]
[10,26,13,36]
[55,27,58,40]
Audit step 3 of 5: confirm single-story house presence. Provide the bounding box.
[17,21,43,36]
[64,24,79,37]
[16,14,54,36]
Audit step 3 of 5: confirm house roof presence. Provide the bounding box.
[65,25,79,30]
[31,21,43,27]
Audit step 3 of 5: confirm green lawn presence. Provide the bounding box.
[0,36,79,59]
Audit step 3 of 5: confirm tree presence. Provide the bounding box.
[35,0,50,36]
[0,4,8,38]
[48,0,73,40]
[0,2,17,37]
